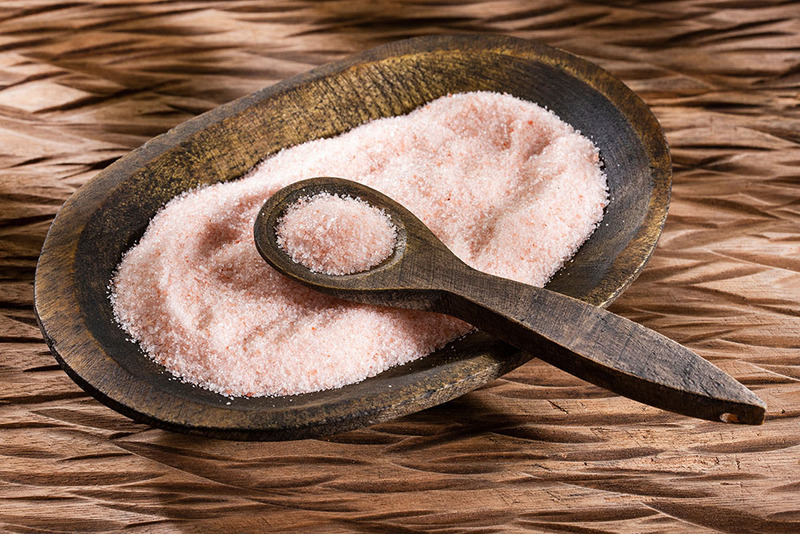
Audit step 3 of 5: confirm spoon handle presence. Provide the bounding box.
[436,267,766,424]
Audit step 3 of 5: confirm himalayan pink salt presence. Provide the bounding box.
[276,193,397,275]
[111,91,608,397]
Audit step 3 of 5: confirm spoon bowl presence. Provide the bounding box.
[255,177,451,308]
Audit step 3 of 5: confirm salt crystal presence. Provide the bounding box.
[276,193,396,276]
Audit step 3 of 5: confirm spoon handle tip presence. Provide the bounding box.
[439,267,767,425]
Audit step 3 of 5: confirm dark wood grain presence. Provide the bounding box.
[2,1,800,532]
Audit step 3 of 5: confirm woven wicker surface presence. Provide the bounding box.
[2,2,799,532]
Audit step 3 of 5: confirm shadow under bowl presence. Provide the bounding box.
[34,34,671,441]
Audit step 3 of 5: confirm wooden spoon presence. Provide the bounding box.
[255,177,766,425]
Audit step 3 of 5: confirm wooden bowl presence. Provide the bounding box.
[34,34,671,441]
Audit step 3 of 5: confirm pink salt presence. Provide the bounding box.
[276,193,397,275]
[111,91,608,397]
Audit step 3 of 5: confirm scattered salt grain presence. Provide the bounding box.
[276,193,396,275]
[111,91,608,397]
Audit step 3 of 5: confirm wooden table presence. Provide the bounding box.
[2,2,799,532]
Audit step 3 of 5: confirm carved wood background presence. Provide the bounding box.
[2,1,799,532]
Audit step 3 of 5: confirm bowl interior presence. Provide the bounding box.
[35,35,670,440]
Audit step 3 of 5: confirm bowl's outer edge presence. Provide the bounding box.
[34,34,672,441]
